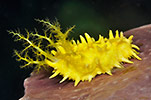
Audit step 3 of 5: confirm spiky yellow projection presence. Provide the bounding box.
[9,19,141,86]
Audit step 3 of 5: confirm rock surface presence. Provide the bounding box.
[19,25,151,100]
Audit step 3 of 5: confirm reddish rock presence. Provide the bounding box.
[19,25,151,100]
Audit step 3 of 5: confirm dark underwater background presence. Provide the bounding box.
[1,0,151,100]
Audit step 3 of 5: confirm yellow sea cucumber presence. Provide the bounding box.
[8,19,141,86]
